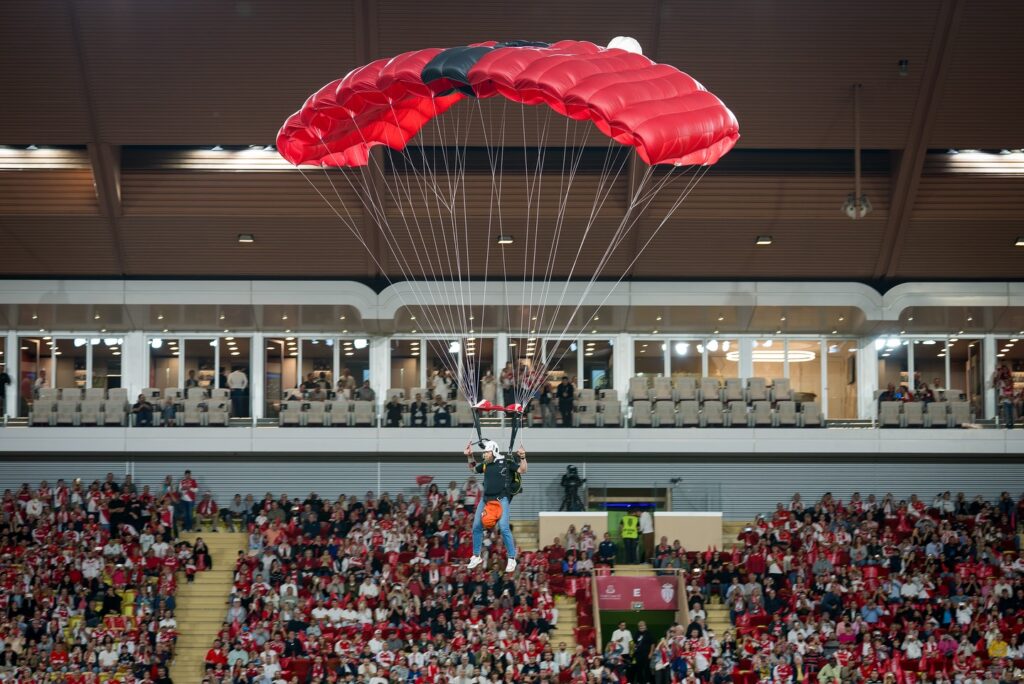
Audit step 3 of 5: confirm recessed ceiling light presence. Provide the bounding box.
[99,328,106,333]
[776,329,782,334]
[94,313,101,320]
[219,314,225,320]
[593,316,600,321]
[591,329,597,333]
[285,337,294,341]
[966,316,973,322]
[163,328,169,333]
[284,329,291,333]
[267,346,275,350]
[713,329,719,334]
[780,316,786,321]
[652,329,659,334]
[838,317,845,322]
[997,353,1005,357]
[157,314,164,320]
[345,351,354,356]
[496,235,514,245]
[31,313,37,320]
[755,236,773,246]
[237,234,255,243]
[281,314,288,320]
[410,316,416,321]
[411,329,417,333]
[717,316,724,322]
[831,330,838,334]
[339,315,346,320]
[907,316,914,321]
[342,329,348,334]
[1015,237,1024,247]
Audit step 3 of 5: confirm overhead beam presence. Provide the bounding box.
[626,0,667,279]
[67,0,128,275]
[873,0,964,279]
[353,0,383,279]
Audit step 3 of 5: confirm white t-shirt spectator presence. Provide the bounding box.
[228,370,249,390]
[151,540,170,558]
[639,511,654,535]
[98,647,119,669]
[610,627,633,650]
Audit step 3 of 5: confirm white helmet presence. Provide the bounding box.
[482,440,502,459]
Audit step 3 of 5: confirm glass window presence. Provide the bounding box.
[996,337,1023,421]
[92,338,123,390]
[148,337,180,390]
[708,338,738,380]
[339,337,371,393]
[962,339,984,417]
[51,338,87,391]
[505,337,542,405]
[670,340,700,380]
[300,338,333,396]
[751,339,784,385]
[0,337,6,416]
[182,339,217,390]
[911,339,945,398]
[391,339,421,395]
[18,336,49,416]
[462,336,495,400]
[221,337,251,417]
[788,339,822,404]
[581,339,613,390]
[825,339,857,419]
[635,340,664,377]
[545,339,578,388]
[877,337,908,395]
[424,340,458,401]
[264,337,295,417]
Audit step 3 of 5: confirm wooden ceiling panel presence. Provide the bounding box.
[117,217,370,277]
[889,220,1023,279]
[648,174,890,220]
[0,217,119,275]
[121,171,361,217]
[0,2,91,143]
[630,218,888,279]
[912,174,1024,220]
[74,1,357,145]
[0,170,99,215]
[657,0,941,149]
[375,0,658,58]
[380,218,632,280]
[929,0,1024,148]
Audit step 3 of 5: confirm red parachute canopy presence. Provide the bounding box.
[277,39,738,168]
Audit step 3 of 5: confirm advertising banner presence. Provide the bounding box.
[595,575,678,611]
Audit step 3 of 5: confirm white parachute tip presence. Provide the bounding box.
[607,36,643,55]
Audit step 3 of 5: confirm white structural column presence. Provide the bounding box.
[251,332,265,420]
[370,337,390,415]
[856,338,879,420]
[819,339,829,418]
[494,333,508,379]
[739,338,754,381]
[4,331,17,417]
[983,334,996,420]
[613,333,632,394]
[121,332,148,401]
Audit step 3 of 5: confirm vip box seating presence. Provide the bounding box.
[627,376,822,427]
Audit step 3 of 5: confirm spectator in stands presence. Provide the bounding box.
[219,493,249,531]
[432,394,451,427]
[0,365,10,417]
[639,507,655,562]
[409,392,429,427]
[32,368,47,397]
[538,380,555,427]
[178,469,198,532]
[384,395,403,427]
[994,364,1015,427]
[356,380,375,402]
[131,393,154,426]
[196,491,219,531]
[185,369,200,388]
[160,396,177,426]
[500,363,515,406]
[556,375,574,427]
[598,532,618,566]
[227,365,249,417]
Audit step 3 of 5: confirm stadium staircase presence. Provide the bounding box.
[511,519,538,552]
[169,531,245,682]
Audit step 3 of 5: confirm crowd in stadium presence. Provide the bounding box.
[3,472,1023,683]
[0,471,210,683]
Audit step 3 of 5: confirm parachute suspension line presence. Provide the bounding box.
[314,127,468,396]
[541,165,712,381]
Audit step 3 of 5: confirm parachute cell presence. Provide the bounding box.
[277,40,738,168]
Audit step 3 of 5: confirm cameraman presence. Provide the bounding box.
[560,465,585,511]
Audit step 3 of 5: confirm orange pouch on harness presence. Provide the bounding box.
[482,500,503,529]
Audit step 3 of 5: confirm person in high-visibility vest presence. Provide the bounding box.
[620,508,640,564]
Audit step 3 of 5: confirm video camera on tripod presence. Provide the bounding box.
[559,465,586,511]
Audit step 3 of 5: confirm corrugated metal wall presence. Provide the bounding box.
[3,456,1021,520]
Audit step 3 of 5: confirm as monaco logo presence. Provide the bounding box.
[660,583,675,604]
